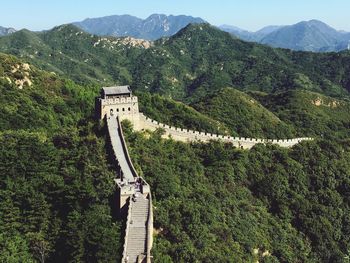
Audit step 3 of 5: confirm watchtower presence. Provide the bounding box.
[96,85,140,127]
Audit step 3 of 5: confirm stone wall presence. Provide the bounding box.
[98,90,312,149]
[106,116,153,262]
[98,95,139,120]
[133,113,312,149]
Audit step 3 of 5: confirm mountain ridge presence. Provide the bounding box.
[260,20,349,51]
[73,13,206,40]
[220,19,350,52]
[1,23,350,100]
[0,26,16,36]
[2,16,350,51]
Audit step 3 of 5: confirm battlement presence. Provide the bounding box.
[101,96,138,106]
[96,85,139,120]
[137,113,312,149]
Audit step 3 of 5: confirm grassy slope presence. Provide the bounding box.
[251,90,350,138]
[137,91,230,135]
[191,87,295,138]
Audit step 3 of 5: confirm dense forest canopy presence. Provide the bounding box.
[0,22,350,263]
[123,123,350,263]
[0,53,123,262]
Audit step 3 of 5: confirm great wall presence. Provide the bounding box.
[106,115,152,263]
[137,113,312,149]
[97,85,312,263]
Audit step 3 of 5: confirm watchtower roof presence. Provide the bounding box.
[102,85,132,97]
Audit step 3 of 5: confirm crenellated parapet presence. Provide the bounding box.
[137,113,312,149]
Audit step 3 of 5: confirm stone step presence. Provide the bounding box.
[124,195,149,263]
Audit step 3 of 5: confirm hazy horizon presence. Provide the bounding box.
[2,0,350,32]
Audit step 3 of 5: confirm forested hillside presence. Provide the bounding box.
[1,24,350,101]
[0,53,125,262]
[136,91,230,135]
[0,53,235,262]
[123,124,350,263]
[0,22,350,263]
[251,90,350,139]
[191,88,295,138]
[0,25,146,84]
[132,24,350,100]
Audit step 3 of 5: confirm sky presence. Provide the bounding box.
[2,0,350,32]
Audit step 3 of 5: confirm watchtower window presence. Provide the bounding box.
[117,108,119,112]
[122,108,125,112]
[128,107,131,111]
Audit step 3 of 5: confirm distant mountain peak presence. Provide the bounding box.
[174,23,218,37]
[220,19,350,52]
[0,26,16,36]
[52,24,80,31]
[295,19,334,30]
[147,13,167,19]
[256,25,283,35]
[219,24,248,33]
[306,19,328,24]
[73,14,206,40]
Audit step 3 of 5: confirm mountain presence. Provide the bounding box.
[0,52,125,262]
[73,14,206,40]
[2,18,349,52]
[0,24,149,84]
[137,91,230,135]
[219,24,246,33]
[0,52,233,262]
[256,25,283,35]
[218,24,253,41]
[0,26,16,36]
[1,23,350,101]
[260,20,350,52]
[132,24,350,99]
[127,89,350,263]
[252,25,284,41]
[219,24,283,42]
[221,20,350,52]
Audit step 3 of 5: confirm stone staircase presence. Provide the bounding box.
[124,194,149,263]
